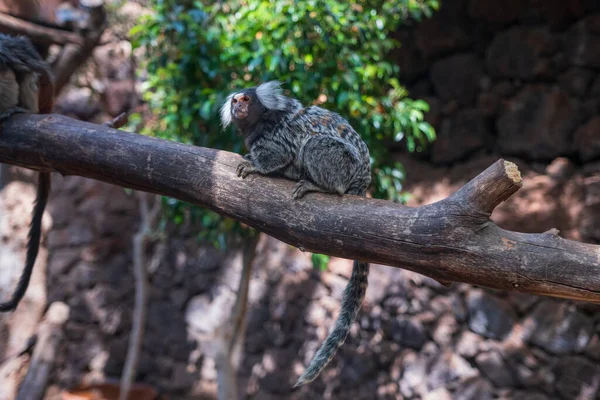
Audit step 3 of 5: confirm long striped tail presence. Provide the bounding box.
[294,260,370,387]
[0,172,50,311]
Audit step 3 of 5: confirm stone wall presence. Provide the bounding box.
[393,0,600,167]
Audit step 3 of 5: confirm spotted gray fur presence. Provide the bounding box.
[221,81,372,386]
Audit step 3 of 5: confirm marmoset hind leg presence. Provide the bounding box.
[293,135,371,387]
[293,135,367,200]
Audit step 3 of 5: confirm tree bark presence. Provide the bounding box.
[1,113,599,302]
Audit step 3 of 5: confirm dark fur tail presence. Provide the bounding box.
[0,172,50,312]
[294,260,369,387]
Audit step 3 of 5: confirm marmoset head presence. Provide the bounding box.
[220,81,288,130]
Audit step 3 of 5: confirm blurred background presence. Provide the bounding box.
[1,0,600,399]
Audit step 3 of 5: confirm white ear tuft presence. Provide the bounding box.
[220,93,235,128]
[256,81,287,111]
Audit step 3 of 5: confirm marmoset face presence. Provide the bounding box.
[231,92,251,120]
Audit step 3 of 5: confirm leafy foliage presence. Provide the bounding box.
[132,0,438,250]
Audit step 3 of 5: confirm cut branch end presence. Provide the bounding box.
[450,159,523,215]
[504,160,522,186]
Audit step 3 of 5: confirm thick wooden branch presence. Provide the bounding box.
[1,114,600,302]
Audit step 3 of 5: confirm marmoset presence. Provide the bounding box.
[221,81,371,386]
[0,33,54,312]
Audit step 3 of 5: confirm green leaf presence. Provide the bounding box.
[311,253,330,271]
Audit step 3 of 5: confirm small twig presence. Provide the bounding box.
[215,235,259,400]
[119,192,160,400]
[228,236,258,355]
[102,112,128,129]
[0,13,83,46]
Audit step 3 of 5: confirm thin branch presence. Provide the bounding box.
[228,237,258,355]
[119,192,160,400]
[0,13,83,46]
[1,113,600,303]
[215,236,258,400]
[102,112,129,129]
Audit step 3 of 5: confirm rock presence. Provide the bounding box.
[168,362,196,391]
[423,387,452,400]
[427,351,479,390]
[581,179,600,241]
[467,289,516,340]
[257,350,298,393]
[430,53,484,106]
[433,314,459,347]
[581,98,600,120]
[492,81,519,98]
[415,9,470,60]
[431,109,492,164]
[477,92,499,117]
[48,248,80,276]
[554,356,600,399]
[523,300,593,354]
[68,296,94,324]
[486,27,555,79]
[457,330,482,358]
[383,296,410,315]
[531,0,585,29]
[120,2,151,21]
[70,261,100,290]
[591,75,600,96]
[468,0,523,24]
[148,301,194,361]
[376,379,400,399]
[399,350,430,398]
[339,347,378,386]
[513,363,539,387]
[559,67,594,97]
[453,377,494,400]
[54,87,101,120]
[389,29,427,81]
[565,16,600,68]
[475,351,515,387]
[382,317,426,350]
[575,117,600,162]
[585,335,600,361]
[545,157,577,181]
[47,218,95,248]
[496,86,580,160]
[506,292,540,314]
[452,293,468,322]
[423,96,442,127]
[102,79,134,117]
[83,286,123,334]
[185,293,233,335]
[94,41,134,81]
[372,340,400,366]
[365,266,398,305]
[429,295,454,316]
[512,391,550,400]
